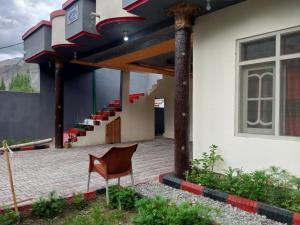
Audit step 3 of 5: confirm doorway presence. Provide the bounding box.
[154,98,165,136]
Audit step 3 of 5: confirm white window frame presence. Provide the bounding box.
[235,26,300,139]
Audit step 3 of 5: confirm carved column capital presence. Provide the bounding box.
[55,59,64,69]
[168,2,200,30]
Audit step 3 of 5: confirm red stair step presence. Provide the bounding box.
[69,128,86,136]
[91,115,109,121]
[109,103,121,108]
[96,111,110,117]
[129,93,144,98]
[114,99,121,104]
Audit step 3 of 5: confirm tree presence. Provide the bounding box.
[9,73,35,93]
[0,78,5,91]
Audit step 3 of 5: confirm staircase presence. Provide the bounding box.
[64,93,145,147]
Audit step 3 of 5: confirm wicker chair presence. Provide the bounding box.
[87,144,138,204]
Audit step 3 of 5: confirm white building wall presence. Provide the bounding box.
[193,0,300,176]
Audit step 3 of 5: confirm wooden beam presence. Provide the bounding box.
[99,39,175,65]
[71,39,175,76]
[72,60,174,76]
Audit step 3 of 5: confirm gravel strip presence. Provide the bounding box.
[133,182,286,225]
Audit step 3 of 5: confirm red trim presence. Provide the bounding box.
[181,181,204,196]
[50,10,66,20]
[227,195,258,214]
[62,0,77,9]
[96,17,145,33]
[22,20,52,40]
[129,93,144,98]
[52,43,80,49]
[67,31,102,42]
[294,213,300,225]
[124,0,149,12]
[24,50,57,63]
[84,191,97,201]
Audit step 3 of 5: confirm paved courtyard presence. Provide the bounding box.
[0,138,174,206]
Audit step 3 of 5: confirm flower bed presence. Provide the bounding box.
[159,144,300,225]
[0,185,218,225]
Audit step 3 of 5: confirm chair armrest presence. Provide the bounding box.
[88,154,107,172]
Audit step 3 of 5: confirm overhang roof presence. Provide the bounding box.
[23,0,245,71]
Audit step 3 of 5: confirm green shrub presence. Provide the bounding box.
[173,202,216,225]
[73,193,86,210]
[133,197,216,225]
[185,144,223,188]
[32,191,66,218]
[185,145,300,212]
[0,207,19,224]
[108,185,137,210]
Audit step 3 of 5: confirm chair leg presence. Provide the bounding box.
[87,172,91,192]
[118,177,120,186]
[106,179,109,206]
[130,172,134,186]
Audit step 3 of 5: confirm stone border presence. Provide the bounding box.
[159,174,300,225]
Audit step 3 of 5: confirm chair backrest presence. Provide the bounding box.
[102,144,138,174]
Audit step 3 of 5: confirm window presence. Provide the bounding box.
[238,27,300,137]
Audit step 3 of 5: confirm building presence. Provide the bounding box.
[22,0,300,177]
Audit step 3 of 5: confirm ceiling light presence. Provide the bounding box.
[206,0,212,11]
[123,31,129,42]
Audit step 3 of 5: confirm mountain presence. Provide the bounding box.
[0,57,40,92]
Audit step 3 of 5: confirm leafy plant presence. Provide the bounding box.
[133,197,174,225]
[173,202,217,225]
[73,193,86,210]
[185,145,300,212]
[185,144,223,188]
[32,191,66,218]
[133,197,216,225]
[108,185,137,210]
[0,207,19,224]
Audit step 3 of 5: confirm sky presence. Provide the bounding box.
[0,0,64,61]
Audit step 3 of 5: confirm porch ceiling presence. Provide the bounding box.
[72,39,175,76]
[72,0,244,75]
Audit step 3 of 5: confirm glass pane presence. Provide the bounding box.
[248,76,259,98]
[261,74,273,98]
[280,58,300,136]
[241,37,276,61]
[247,100,258,124]
[281,31,300,55]
[261,100,273,124]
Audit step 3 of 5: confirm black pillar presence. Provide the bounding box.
[169,2,199,178]
[55,60,64,148]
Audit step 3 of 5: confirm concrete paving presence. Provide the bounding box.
[0,138,174,206]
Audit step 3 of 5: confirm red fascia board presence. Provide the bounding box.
[62,0,77,9]
[96,17,145,33]
[52,43,80,49]
[22,20,52,40]
[50,9,66,20]
[124,0,149,12]
[67,31,102,42]
[24,50,57,63]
